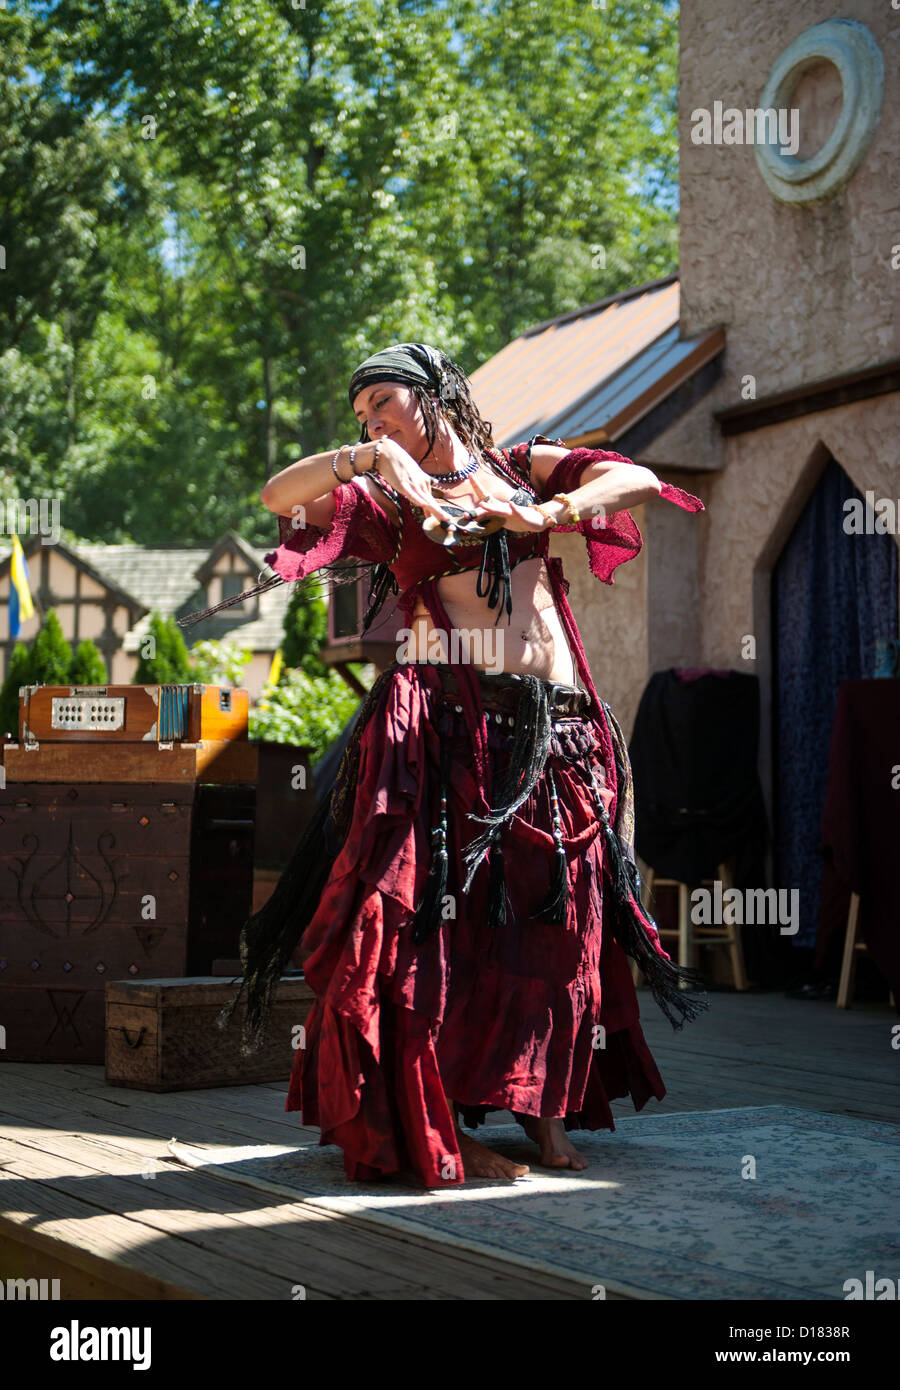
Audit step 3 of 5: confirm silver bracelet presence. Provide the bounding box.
[331,446,348,483]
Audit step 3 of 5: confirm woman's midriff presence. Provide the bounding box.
[405,555,580,685]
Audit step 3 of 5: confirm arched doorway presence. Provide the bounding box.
[771,453,898,975]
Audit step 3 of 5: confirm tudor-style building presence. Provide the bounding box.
[0,529,292,700]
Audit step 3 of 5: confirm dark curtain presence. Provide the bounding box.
[772,455,899,953]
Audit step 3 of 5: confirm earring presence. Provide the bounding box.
[439,373,458,407]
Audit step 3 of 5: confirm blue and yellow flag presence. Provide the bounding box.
[267,646,284,688]
[258,647,283,711]
[9,534,34,639]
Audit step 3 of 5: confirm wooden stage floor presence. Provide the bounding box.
[1,990,896,1300]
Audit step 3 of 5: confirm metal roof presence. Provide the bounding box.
[469,275,724,448]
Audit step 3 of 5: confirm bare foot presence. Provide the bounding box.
[454,1126,530,1182]
[516,1114,589,1170]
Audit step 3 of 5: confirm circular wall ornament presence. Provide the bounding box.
[754,18,884,204]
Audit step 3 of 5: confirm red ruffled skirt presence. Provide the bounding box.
[286,662,665,1186]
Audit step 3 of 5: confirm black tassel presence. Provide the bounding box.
[214,783,339,1054]
[215,664,399,1054]
[532,843,568,925]
[531,765,569,925]
[462,676,552,890]
[601,815,709,1030]
[411,738,451,944]
[475,529,513,625]
[176,573,285,628]
[362,562,398,632]
[486,826,509,927]
[583,713,708,1031]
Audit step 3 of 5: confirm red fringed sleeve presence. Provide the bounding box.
[262,478,398,583]
[516,445,705,585]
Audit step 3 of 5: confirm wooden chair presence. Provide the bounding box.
[629,857,750,991]
[836,891,896,1009]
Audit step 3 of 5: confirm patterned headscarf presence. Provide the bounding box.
[348,341,461,438]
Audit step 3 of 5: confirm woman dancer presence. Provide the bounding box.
[181,342,708,1185]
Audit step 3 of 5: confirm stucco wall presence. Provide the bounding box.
[679,1,899,383]
[550,509,650,740]
[699,397,900,673]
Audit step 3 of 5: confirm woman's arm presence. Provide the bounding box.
[530,444,662,522]
[261,437,458,528]
[468,443,662,531]
[548,463,662,524]
[261,442,385,526]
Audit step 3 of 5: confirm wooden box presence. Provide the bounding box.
[105,974,316,1091]
[3,737,257,784]
[18,683,249,744]
[0,781,255,1062]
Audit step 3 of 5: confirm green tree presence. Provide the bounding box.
[134,611,193,683]
[281,586,328,678]
[0,642,33,737]
[69,638,108,685]
[249,666,360,760]
[0,3,152,508]
[188,638,253,687]
[28,610,72,686]
[16,0,678,548]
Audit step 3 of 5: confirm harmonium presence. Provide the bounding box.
[0,684,259,1063]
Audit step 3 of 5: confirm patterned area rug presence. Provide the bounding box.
[168,1106,899,1299]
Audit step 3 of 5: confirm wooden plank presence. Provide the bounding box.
[0,1072,316,1150]
[0,1153,253,1299]
[0,1128,598,1301]
[0,1136,427,1300]
[0,1218,206,1301]
[645,1054,900,1103]
[2,989,897,1302]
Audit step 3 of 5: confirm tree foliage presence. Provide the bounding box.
[281,585,329,678]
[70,638,108,685]
[1,0,678,553]
[249,665,361,759]
[0,613,108,733]
[133,610,194,683]
[0,642,33,737]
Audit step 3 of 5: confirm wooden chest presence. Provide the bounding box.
[105,974,316,1091]
[0,781,255,1062]
[2,738,257,785]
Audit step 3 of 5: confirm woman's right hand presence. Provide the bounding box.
[361,438,459,524]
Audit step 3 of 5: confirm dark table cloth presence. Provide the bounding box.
[815,679,900,1005]
[629,668,768,888]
